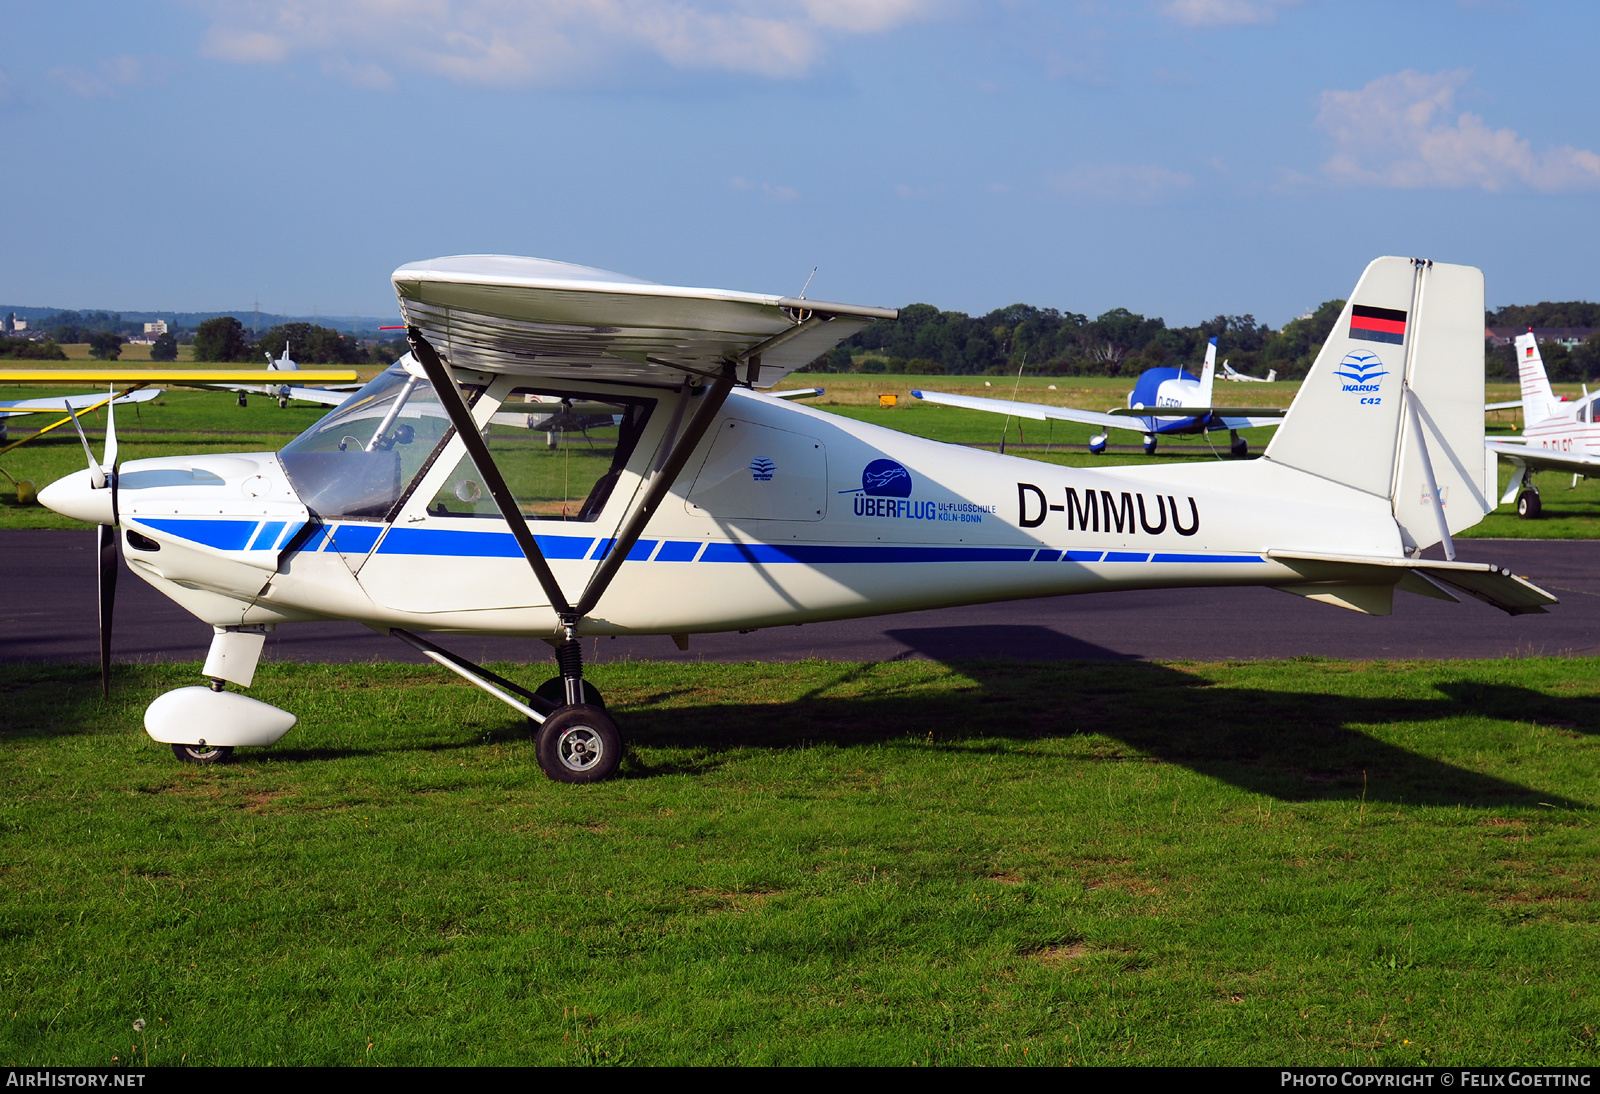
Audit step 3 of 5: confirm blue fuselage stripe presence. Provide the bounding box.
[131,518,1265,569]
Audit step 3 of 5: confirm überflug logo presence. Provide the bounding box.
[842,459,994,523]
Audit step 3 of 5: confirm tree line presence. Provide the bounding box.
[190,318,404,365]
[802,297,1600,383]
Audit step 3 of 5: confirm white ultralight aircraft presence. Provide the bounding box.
[39,254,1556,782]
[912,337,1285,457]
[1485,331,1600,518]
[1222,361,1276,383]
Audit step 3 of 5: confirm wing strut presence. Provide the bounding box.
[575,366,735,617]
[407,327,575,618]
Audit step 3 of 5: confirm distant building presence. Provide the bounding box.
[1486,327,1596,350]
[2,312,24,334]
[144,320,168,336]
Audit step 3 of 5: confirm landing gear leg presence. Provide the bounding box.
[533,626,620,783]
[1229,429,1248,459]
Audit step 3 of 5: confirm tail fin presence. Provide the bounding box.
[1264,256,1492,554]
[1516,332,1556,425]
[1266,369,1276,382]
[1198,337,1217,406]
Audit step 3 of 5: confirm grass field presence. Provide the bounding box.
[1,375,1595,536]
[1,657,1596,1066]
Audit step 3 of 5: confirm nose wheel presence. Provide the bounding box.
[171,742,234,765]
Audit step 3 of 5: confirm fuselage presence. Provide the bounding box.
[42,365,1406,640]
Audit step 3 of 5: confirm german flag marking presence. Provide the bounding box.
[1350,304,1407,345]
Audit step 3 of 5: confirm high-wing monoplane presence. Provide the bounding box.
[1485,331,1600,518]
[1222,361,1276,383]
[913,337,1285,456]
[38,254,1555,783]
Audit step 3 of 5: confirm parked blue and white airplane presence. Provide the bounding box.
[913,337,1285,457]
[38,254,1554,783]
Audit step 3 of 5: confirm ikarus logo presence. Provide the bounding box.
[1334,350,1388,405]
[749,457,775,482]
[842,459,995,524]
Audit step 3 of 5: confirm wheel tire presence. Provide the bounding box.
[1516,489,1543,519]
[1231,438,1249,459]
[171,742,234,765]
[535,704,621,783]
[534,677,606,712]
[1142,434,1157,455]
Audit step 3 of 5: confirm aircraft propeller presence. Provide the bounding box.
[67,392,120,697]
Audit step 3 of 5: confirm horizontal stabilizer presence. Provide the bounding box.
[1485,399,1523,411]
[1267,550,1556,615]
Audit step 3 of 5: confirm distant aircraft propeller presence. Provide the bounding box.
[67,393,120,697]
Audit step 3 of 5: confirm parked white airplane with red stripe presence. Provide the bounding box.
[1485,332,1600,518]
[38,254,1555,782]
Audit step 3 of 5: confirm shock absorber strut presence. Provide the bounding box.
[556,622,585,707]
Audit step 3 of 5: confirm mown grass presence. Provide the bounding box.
[2,658,1597,1066]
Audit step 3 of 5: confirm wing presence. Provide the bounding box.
[1486,399,1523,411]
[0,388,162,416]
[1486,438,1600,477]
[771,387,825,400]
[208,383,355,407]
[909,389,1131,432]
[0,369,357,387]
[392,255,896,389]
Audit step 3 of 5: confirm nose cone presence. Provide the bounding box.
[38,468,114,525]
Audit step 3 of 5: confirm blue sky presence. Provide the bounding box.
[4,1,1598,327]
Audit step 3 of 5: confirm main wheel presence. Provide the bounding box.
[534,677,606,711]
[171,742,234,765]
[1516,488,1543,519]
[1088,433,1108,455]
[535,704,621,783]
[1142,434,1158,455]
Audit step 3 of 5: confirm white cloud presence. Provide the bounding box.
[731,176,799,201]
[1317,69,1600,193]
[1051,163,1194,204]
[191,1,944,88]
[1158,0,1297,28]
[48,55,172,98]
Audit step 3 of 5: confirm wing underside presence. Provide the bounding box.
[392,255,896,389]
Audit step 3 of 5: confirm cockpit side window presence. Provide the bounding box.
[279,365,463,520]
[427,390,655,522]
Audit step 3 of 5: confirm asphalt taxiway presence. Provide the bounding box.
[3,531,1595,669]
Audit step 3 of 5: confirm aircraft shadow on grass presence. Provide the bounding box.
[0,623,1592,809]
[619,624,1594,809]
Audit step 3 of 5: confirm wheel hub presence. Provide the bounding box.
[557,726,605,771]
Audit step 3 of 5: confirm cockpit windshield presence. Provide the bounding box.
[279,363,459,520]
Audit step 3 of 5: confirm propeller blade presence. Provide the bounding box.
[66,402,106,489]
[97,521,118,698]
[102,387,119,472]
